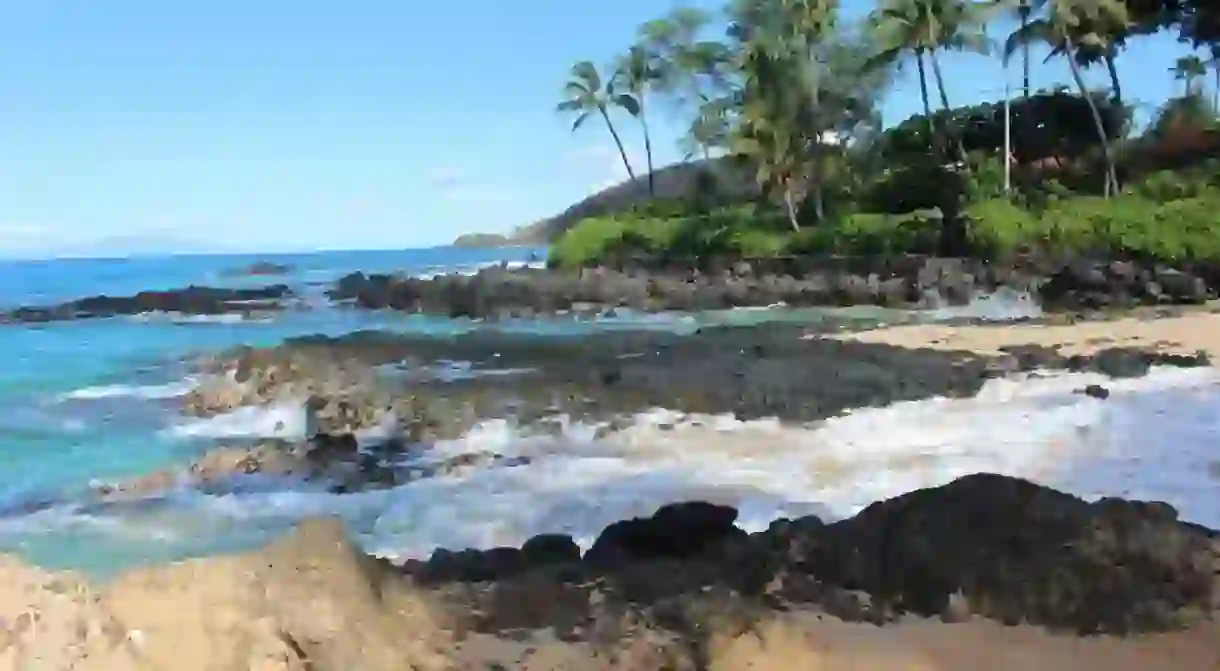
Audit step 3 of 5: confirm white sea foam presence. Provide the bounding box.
[410,259,547,280]
[10,365,1220,569]
[60,379,199,402]
[163,400,308,440]
[923,287,1042,321]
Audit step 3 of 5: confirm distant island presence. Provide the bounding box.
[451,232,513,248]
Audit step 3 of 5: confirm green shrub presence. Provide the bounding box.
[1036,191,1220,262]
[548,215,682,268]
[1128,169,1211,202]
[964,154,1010,204]
[787,209,942,256]
[963,197,1043,258]
[548,205,791,267]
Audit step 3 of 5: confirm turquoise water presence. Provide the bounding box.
[0,247,1044,578]
[0,247,559,574]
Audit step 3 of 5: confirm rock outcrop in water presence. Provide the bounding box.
[221,261,295,277]
[180,324,1211,441]
[93,434,530,500]
[3,475,1219,670]
[0,285,294,324]
[327,257,1220,319]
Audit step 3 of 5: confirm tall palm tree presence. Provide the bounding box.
[1005,0,1128,197]
[1017,0,1034,99]
[1173,54,1207,96]
[613,46,661,197]
[726,0,840,230]
[556,61,637,184]
[868,0,993,165]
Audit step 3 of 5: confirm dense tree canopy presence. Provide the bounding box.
[538,0,1220,255]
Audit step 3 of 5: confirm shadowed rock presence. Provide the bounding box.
[422,474,1220,636]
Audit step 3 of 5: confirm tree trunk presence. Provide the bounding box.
[1104,51,1123,109]
[1066,38,1118,197]
[783,183,801,232]
[1213,68,1219,114]
[915,50,936,155]
[600,106,637,182]
[930,50,969,167]
[639,99,656,198]
[1019,3,1031,100]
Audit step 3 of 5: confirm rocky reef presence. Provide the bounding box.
[2,474,1218,670]
[179,323,1211,445]
[0,285,294,324]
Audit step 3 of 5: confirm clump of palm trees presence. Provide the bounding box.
[557,0,1220,225]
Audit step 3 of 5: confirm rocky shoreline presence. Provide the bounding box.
[2,474,1218,669]
[328,256,1219,319]
[4,255,1219,325]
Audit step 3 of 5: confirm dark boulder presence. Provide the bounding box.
[521,533,582,566]
[781,473,1220,633]
[583,501,745,568]
[1082,384,1111,399]
[417,533,581,584]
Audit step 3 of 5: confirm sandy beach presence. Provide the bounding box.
[825,311,1220,359]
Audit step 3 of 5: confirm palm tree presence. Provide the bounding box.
[556,61,636,184]
[613,46,661,197]
[868,0,993,165]
[682,94,733,161]
[1173,54,1207,96]
[638,7,719,102]
[1005,0,1128,197]
[1016,0,1035,99]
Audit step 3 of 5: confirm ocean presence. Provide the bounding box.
[1,246,1217,580]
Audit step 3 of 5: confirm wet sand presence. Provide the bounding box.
[825,311,1220,359]
[452,614,1220,670]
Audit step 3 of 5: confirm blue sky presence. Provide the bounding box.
[0,1,1206,256]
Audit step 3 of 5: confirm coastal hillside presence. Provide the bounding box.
[508,156,759,244]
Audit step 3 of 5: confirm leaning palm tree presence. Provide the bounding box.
[1173,54,1207,96]
[1005,0,1128,197]
[1028,13,1129,106]
[556,61,636,183]
[867,0,994,165]
[612,46,662,198]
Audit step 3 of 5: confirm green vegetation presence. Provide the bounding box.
[545,0,1220,268]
